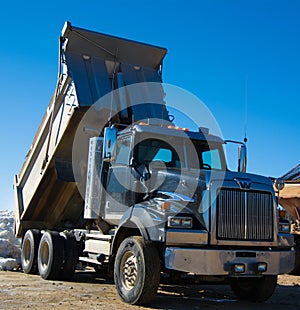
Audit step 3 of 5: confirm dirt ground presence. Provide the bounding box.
[0,270,299,310]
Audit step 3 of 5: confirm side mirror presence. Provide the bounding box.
[274,178,285,191]
[103,126,117,162]
[238,144,247,173]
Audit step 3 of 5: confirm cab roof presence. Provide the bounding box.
[120,124,224,144]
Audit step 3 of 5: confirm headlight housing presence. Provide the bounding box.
[278,221,290,233]
[168,216,193,228]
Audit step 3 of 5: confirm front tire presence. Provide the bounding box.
[230,275,277,302]
[114,236,160,305]
[290,238,300,275]
[21,229,41,274]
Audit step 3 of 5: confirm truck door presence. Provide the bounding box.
[104,135,133,223]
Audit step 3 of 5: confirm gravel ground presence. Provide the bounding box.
[0,270,299,309]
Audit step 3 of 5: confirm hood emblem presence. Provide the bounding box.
[234,178,251,189]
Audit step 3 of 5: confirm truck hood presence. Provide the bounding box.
[149,168,275,230]
[153,168,274,198]
[220,170,274,191]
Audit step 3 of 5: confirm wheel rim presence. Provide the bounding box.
[120,251,138,290]
[40,241,50,272]
[23,238,31,265]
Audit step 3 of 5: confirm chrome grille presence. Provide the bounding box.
[217,189,273,240]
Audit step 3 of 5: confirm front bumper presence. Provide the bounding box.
[165,247,295,275]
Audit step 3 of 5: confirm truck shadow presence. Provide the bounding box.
[151,282,300,310]
[70,270,298,310]
[72,270,114,284]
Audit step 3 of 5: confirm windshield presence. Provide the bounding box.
[135,139,181,169]
[134,137,226,171]
[191,140,226,170]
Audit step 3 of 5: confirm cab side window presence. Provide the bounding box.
[114,137,131,165]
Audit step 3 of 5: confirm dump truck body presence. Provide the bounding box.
[15,22,294,305]
[14,22,169,236]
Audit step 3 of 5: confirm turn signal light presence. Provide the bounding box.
[161,201,171,211]
[279,210,286,218]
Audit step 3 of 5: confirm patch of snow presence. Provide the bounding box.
[0,210,21,271]
[0,258,18,271]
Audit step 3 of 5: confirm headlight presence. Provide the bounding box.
[168,216,193,228]
[278,222,290,233]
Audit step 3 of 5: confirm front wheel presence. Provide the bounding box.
[230,275,277,302]
[114,236,160,305]
[290,238,300,275]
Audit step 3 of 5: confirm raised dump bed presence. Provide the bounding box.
[14,22,168,237]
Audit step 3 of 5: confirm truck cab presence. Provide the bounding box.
[100,123,225,225]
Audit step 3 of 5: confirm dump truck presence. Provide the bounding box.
[274,165,300,274]
[14,22,294,305]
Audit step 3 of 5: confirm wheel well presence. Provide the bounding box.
[110,223,164,278]
[112,226,141,256]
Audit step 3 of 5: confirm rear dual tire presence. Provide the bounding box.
[38,231,64,280]
[60,231,78,280]
[21,229,41,274]
[37,231,78,280]
[21,230,78,280]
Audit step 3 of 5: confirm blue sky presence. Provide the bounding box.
[0,0,299,211]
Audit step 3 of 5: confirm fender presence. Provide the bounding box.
[111,203,166,255]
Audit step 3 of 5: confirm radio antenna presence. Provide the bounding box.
[244,75,248,144]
